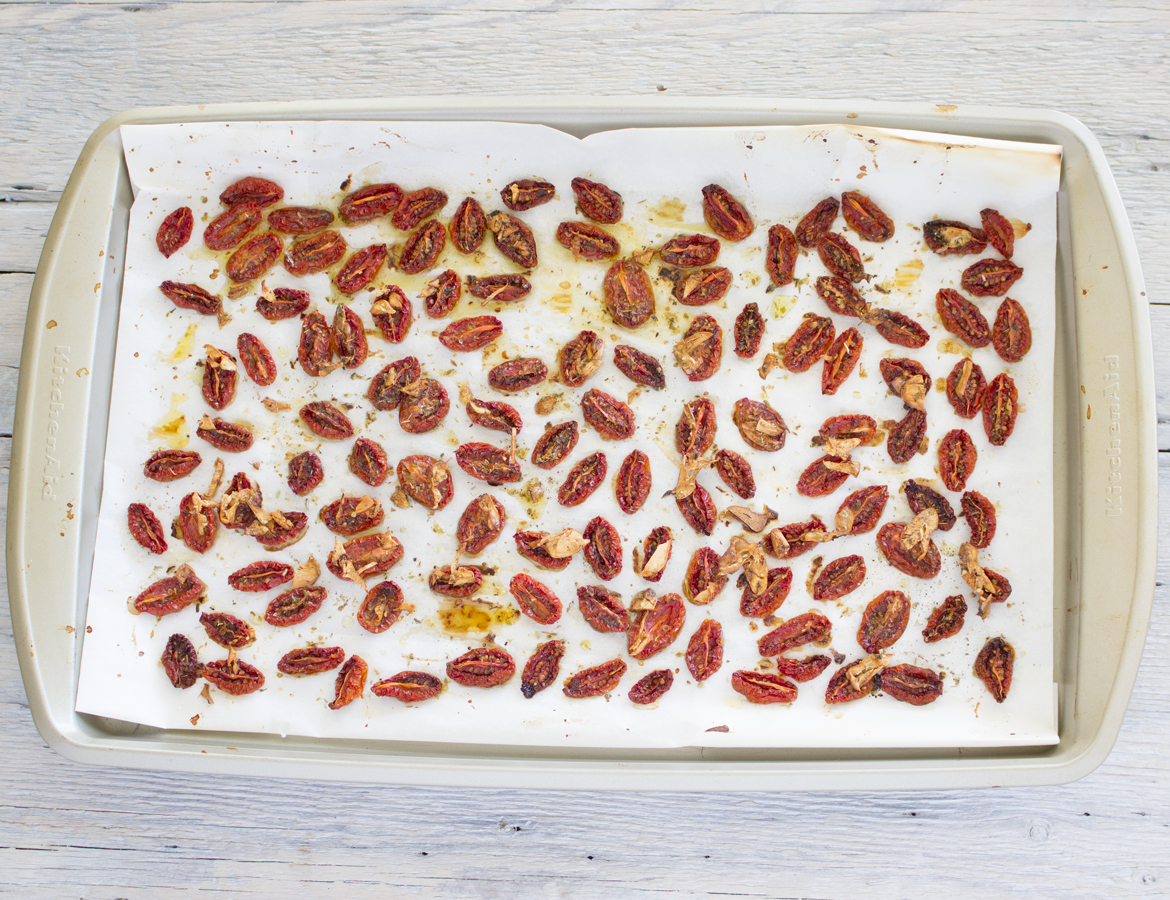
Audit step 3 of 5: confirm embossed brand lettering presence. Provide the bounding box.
[1103,355,1121,517]
[43,345,70,500]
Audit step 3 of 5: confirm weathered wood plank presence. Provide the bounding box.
[0,202,55,274]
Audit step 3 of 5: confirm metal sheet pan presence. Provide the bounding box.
[7,98,1156,790]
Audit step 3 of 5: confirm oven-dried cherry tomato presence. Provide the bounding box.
[532,421,579,469]
[326,306,366,370]
[825,659,881,704]
[439,315,502,351]
[559,330,604,387]
[685,619,724,682]
[489,357,547,392]
[961,490,997,548]
[135,565,205,616]
[857,590,910,653]
[200,611,255,649]
[877,522,940,579]
[795,197,839,248]
[509,573,563,625]
[764,518,827,559]
[486,211,538,268]
[981,207,1016,259]
[556,221,620,260]
[396,455,453,511]
[765,223,798,286]
[368,358,420,412]
[613,344,665,389]
[820,327,862,395]
[457,441,522,485]
[162,634,199,688]
[175,492,218,553]
[428,565,483,598]
[398,220,446,275]
[399,378,450,434]
[226,233,282,283]
[252,511,308,552]
[372,671,443,702]
[298,312,335,376]
[202,658,265,695]
[923,219,986,256]
[359,581,410,631]
[974,636,1014,702]
[257,285,309,320]
[639,527,673,584]
[327,533,403,582]
[328,655,368,710]
[300,401,354,439]
[418,269,462,319]
[128,502,167,554]
[797,455,852,498]
[144,448,201,482]
[627,592,686,660]
[349,437,389,486]
[514,530,572,571]
[683,546,725,604]
[235,333,276,387]
[784,314,835,373]
[371,286,412,342]
[582,389,635,439]
[335,244,387,294]
[818,232,866,283]
[157,207,193,258]
[993,298,1032,362]
[615,450,652,513]
[939,429,977,492]
[288,451,323,495]
[277,647,345,675]
[571,176,622,224]
[936,288,991,348]
[220,177,282,208]
[450,197,487,254]
[732,671,798,704]
[320,496,385,535]
[675,314,722,382]
[713,448,754,499]
[904,480,956,531]
[448,647,515,688]
[584,516,622,581]
[765,655,828,684]
[265,585,327,626]
[840,191,894,242]
[467,273,531,302]
[268,206,334,234]
[394,186,448,231]
[457,494,505,555]
[739,566,792,618]
[520,641,564,698]
[815,276,869,318]
[661,234,720,268]
[812,555,866,602]
[577,585,628,633]
[603,260,655,328]
[922,595,967,643]
[502,179,555,210]
[160,281,221,316]
[947,357,986,419]
[676,482,717,536]
[872,310,929,348]
[676,397,717,456]
[983,373,1018,446]
[228,560,294,592]
[204,202,261,251]
[734,303,764,358]
[962,258,1023,297]
[284,231,347,275]
[340,183,403,224]
[463,393,522,434]
[664,266,732,307]
[702,184,753,242]
[629,669,673,704]
[886,408,927,465]
[837,485,888,535]
[758,611,832,656]
[732,398,787,451]
[881,664,943,706]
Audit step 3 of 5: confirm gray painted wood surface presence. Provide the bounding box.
[1,2,1168,896]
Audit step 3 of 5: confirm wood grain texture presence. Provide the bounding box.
[1,3,1169,896]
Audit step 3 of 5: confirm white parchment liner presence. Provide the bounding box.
[75,120,1061,748]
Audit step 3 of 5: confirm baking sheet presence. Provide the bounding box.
[75,120,1061,748]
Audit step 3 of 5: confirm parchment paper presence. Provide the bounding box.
[75,120,1061,748]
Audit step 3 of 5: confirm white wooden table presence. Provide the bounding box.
[2,2,1168,896]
